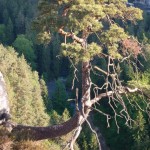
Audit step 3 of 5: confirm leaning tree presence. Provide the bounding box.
[0,0,149,149]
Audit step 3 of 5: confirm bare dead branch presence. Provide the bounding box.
[91,87,140,105]
[92,107,111,128]
[85,119,101,150]
[58,28,84,44]
[68,58,79,90]
[63,126,82,150]
[69,126,82,150]
[75,88,79,111]
[94,66,108,75]
[120,54,131,62]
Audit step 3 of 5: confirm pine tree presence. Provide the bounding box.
[15,9,25,34]
[1,1,149,150]
[5,17,14,44]
[2,8,9,25]
[52,79,68,114]
[0,44,49,125]
[0,24,6,43]
[13,34,36,69]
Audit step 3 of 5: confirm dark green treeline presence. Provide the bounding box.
[0,0,150,150]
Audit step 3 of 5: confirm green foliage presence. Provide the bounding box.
[50,108,70,125]
[67,3,105,32]
[13,34,36,69]
[5,17,14,44]
[62,108,70,121]
[134,13,150,44]
[92,91,150,150]
[0,24,6,43]
[12,140,52,150]
[2,8,9,25]
[50,33,62,78]
[45,140,61,150]
[40,78,52,111]
[78,124,99,150]
[62,42,102,63]
[7,0,18,21]
[140,44,150,70]
[101,24,128,58]
[132,111,146,140]
[34,2,148,150]
[0,0,149,149]
[35,0,143,64]
[131,111,150,150]
[36,45,51,80]
[128,70,150,97]
[36,33,65,80]
[120,63,134,82]
[49,109,80,150]
[52,79,69,114]
[37,31,51,45]
[0,44,49,126]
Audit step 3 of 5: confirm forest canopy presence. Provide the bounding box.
[0,0,150,150]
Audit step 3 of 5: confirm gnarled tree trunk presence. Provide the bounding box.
[11,111,81,141]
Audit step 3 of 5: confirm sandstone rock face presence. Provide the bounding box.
[0,72,10,124]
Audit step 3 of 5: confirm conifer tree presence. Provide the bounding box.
[2,8,9,25]
[0,44,49,125]
[5,17,14,44]
[13,34,36,69]
[0,24,6,43]
[1,1,149,150]
[52,79,68,114]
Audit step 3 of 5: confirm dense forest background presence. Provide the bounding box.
[0,0,150,149]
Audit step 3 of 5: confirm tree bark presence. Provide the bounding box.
[82,61,92,114]
[11,112,81,141]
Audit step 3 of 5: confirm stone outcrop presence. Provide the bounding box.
[0,72,10,124]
